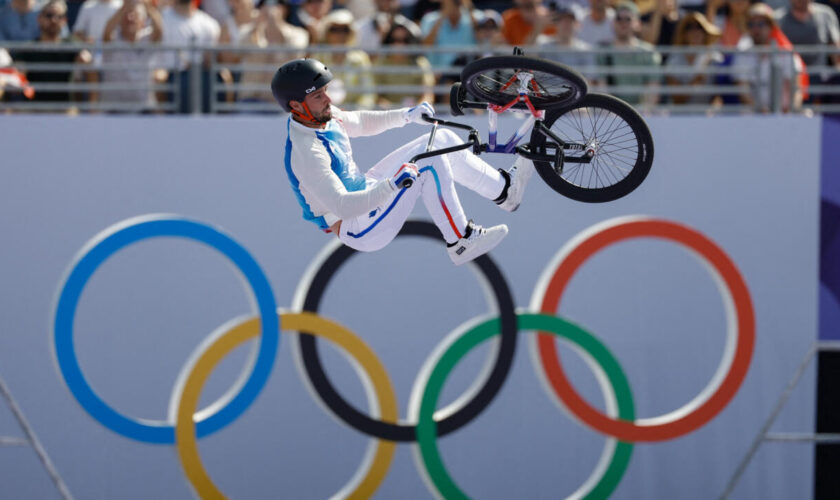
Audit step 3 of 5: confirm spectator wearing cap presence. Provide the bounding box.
[594,1,662,106]
[664,11,724,104]
[578,0,616,45]
[355,0,421,49]
[0,0,40,41]
[453,8,504,66]
[314,9,376,108]
[732,2,803,111]
[419,0,477,70]
[534,4,596,80]
[501,0,557,45]
[375,21,435,107]
[474,7,503,43]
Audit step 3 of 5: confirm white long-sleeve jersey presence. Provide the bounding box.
[283,106,409,231]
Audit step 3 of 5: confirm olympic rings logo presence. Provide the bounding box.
[52,214,754,499]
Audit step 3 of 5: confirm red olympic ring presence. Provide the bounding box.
[536,217,755,442]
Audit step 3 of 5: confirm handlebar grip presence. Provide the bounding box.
[421,113,443,125]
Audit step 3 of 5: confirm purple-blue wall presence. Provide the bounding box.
[820,116,840,341]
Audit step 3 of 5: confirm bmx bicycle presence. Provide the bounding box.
[410,49,654,203]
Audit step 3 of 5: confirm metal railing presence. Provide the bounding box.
[1,42,838,115]
[0,376,73,500]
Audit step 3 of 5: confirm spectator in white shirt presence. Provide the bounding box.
[160,0,221,112]
[73,0,121,41]
[733,3,802,112]
[578,0,615,45]
[100,0,164,111]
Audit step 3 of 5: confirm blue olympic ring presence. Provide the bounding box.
[53,215,279,444]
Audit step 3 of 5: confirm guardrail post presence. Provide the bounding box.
[209,51,217,115]
[770,43,782,114]
[190,39,201,115]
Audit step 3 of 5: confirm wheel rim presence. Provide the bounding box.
[545,104,641,190]
[469,68,579,108]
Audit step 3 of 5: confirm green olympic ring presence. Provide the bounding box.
[414,312,635,499]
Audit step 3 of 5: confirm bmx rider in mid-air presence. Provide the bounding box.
[271,58,535,265]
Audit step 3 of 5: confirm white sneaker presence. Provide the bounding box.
[497,156,535,212]
[447,220,509,266]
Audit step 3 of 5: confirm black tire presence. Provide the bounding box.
[529,93,654,203]
[461,56,588,111]
[450,82,465,116]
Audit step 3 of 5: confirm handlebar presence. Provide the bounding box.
[408,114,482,164]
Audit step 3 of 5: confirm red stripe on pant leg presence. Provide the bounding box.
[438,194,463,239]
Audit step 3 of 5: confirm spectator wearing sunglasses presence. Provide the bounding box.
[375,22,435,107]
[594,1,661,107]
[4,0,92,109]
[732,2,803,112]
[453,8,504,66]
[314,9,376,109]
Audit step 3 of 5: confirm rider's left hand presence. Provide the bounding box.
[403,102,434,124]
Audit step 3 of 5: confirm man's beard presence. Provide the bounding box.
[312,106,332,124]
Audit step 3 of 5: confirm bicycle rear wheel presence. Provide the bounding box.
[529,93,654,203]
[460,56,588,111]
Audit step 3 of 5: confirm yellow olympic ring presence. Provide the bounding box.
[173,312,398,499]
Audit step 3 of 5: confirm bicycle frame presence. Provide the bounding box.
[409,103,594,170]
[408,64,596,170]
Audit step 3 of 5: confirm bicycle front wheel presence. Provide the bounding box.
[460,56,588,111]
[529,93,654,203]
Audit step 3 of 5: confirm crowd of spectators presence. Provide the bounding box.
[0,0,838,113]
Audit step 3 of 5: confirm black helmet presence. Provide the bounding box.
[270,58,333,112]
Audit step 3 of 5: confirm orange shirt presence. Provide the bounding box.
[501,8,558,45]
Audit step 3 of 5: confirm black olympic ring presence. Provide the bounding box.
[295,220,518,442]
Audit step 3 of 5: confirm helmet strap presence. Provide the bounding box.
[291,102,323,126]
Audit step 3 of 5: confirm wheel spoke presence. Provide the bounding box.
[547,102,642,189]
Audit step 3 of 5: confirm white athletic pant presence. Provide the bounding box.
[338,129,506,251]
